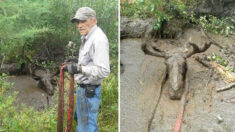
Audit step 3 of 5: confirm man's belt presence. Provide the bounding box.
[78,84,100,98]
[78,84,100,88]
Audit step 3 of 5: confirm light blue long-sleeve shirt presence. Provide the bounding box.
[75,25,110,85]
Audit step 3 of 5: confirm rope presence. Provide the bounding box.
[174,72,190,132]
[65,75,74,132]
[57,64,75,132]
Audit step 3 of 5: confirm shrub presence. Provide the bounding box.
[197,15,234,36]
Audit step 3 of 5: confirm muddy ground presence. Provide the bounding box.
[7,75,53,111]
[120,28,235,132]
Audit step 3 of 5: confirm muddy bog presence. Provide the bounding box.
[6,75,52,111]
[120,17,235,131]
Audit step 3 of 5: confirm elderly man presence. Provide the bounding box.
[66,7,110,132]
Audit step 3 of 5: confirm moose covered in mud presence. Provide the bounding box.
[0,63,57,95]
[142,28,217,99]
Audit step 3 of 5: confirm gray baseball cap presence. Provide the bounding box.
[71,7,96,23]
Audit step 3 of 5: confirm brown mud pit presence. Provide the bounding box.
[6,75,54,111]
[120,27,235,131]
[0,63,58,94]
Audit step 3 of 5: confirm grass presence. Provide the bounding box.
[99,73,118,131]
[0,73,57,132]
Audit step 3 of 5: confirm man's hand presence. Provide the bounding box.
[64,58,78,63]
[63,62,81,74]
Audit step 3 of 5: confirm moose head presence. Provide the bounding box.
[142,28,214,99]
[32,69,57,95]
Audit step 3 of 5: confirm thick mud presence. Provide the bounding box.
[120,38,166,132]
[120,28,235,132]
[7,75,52,111]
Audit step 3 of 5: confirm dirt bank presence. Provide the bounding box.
[120,28,235,131]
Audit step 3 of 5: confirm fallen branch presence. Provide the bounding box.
[216,82,235,92]
[194,55,235,83]
[194,55,211,68]
[210,61,235,83]
[194,56,235,92]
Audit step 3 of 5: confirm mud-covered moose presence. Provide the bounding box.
[142,28,215,99]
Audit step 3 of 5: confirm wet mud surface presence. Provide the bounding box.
[120,28,235,132]
[7,75,52,111]
[120,38,166,132]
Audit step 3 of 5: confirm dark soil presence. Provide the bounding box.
[195,0,235,17]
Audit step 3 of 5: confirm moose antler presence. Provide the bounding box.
[141,39,166,58]
[186,28,215,57]
[186,42,201,57]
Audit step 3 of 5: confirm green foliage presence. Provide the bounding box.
[194,15,235,36]
[121,0,235,36]
[110,42,118,75]
[121,0,188,30]
[0,0,54,62]
[207,53,235,73]
[164,0,187,19]
[188,11,235,36]
[0,0,118,69]
[99,73,118,131]
[0,74,57,131]
[207,53,228,67]
[121,0,188,18]
[153,11,172,30]
[34,60,56,71]
[0,74,13,94]
[121,0,155,18]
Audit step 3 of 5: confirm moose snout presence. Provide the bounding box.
[167,57,187,99]
[41,77,54,95]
